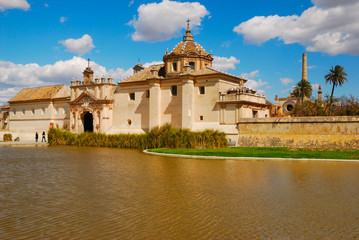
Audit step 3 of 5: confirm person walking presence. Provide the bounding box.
[42,131,46,142]
[35,132,38,142]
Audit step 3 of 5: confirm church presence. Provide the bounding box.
[6,24,270,142]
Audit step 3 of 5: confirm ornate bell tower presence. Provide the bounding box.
[83,58,94,84]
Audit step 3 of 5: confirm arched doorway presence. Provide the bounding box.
[83,111,93,132]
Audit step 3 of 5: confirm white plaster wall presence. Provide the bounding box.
[9,101,70,133]
[160,81,182,128]
[218,80,238,93]
[239,94,266,104]
[193,79,220,124]
[225,104,236,124]
[112,85,150,132]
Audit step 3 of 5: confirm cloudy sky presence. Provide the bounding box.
[1,0,358,104]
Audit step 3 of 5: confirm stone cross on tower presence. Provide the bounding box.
[83,58,94,83]
[183,18,194,42]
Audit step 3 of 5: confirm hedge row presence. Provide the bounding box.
[3,133,12,142]
[48,124,229,149]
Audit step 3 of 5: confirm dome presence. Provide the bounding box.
[171,40,208,55]
[164,24,212,61]
[163,21,213,74]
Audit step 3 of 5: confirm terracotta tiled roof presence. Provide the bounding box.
[266,100,274,106]
[119,64,164,84]
[8,84,66,102]
[171,41,208,55]
[190,67,219,76]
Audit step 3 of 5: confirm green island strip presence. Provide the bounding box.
[148,147,359,160]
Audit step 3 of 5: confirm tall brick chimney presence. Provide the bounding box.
[302,53,307,81]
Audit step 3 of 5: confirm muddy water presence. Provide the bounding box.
[0,146,359,239]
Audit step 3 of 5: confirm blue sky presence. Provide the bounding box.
[1,0,358,105]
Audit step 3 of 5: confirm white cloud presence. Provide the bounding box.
[0,57,135,104]
[312,83,320,91]
[0,61,47,86]
[280,77,294,86]
[0,0,30,11]
[308,65,317,69]
[241,70,268,95]
[44,3,49,8]
[212,56,240,71]
[59,17,67,23]
[242,70,259,79]
[220,41,232,48]
[0,87,22,105]
[312,0,356,8]
[59,34,95,55]
[256,89,266,96]
[245,79,268,90]
[143,61,164,68]
[128,0,210,42]
[281,88,294,94]
[129,0,134,7]
[233,1,359,55]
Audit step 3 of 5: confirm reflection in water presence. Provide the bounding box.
[0,146,359,239]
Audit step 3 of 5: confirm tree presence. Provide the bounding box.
[331,95,359,116]
[291,98,327,117]
[293,79,312,103]
[325,65,348,115]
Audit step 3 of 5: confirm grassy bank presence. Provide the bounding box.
[148,147,359,160]
[48,124,228,149]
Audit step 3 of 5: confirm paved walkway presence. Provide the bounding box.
[0,141,48,146]
[143,150,359,162]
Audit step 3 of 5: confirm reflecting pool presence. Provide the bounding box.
[0,146,359,239]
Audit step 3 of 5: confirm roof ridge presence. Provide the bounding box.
[120,63,165,83]
[206,66,246,80]
[15,84,65,90]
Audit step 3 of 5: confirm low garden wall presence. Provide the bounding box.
[237,116,359,149]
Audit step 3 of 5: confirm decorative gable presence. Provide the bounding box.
[71,91,98,105]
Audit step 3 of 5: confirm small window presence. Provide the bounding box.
[200,115,203,121]
[55,108,59,114]
[42,108,45,114]
[127,119,132,126]
[129,92,135,100]
[64,107,67,114]
[13,109,16,115]
[171,86,177,96]
[172,62,177,71]
[146,90,150,98]
[199,86,205,95]
[32,109,35,115]
[286,104,294,112]
[189,62,195,70]
[22,109,25,115]
[252,110,258,118]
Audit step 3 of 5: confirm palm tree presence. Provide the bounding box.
[325,65,348,115]
[293,79,312,103]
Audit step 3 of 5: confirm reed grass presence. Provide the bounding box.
[3,133,12,142]
[48,123,229,149]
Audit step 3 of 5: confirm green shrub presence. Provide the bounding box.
[48,123,229,149]
[3,133,12,142]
